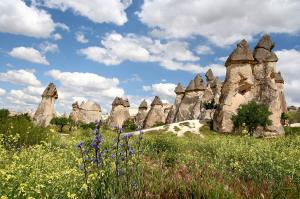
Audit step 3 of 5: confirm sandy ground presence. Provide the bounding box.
[132,119,205,137]
[290,123,300,127]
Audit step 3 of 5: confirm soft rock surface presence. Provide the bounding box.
[135,99,148,129]
[214,35,287,136]
[107,97,130,128]
[70,101,101,124]
[33,83,58,126]
[143,96,165,128]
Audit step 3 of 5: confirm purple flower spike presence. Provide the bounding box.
[77,141,84,148]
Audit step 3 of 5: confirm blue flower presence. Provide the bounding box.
[111,154,116,159]
[122,133,133,140]
[129,148,134,156]
[77,141,84,148]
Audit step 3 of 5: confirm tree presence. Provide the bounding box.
[122,118,137,132]
[50,117,70,132]
[203,99,218,119]
[0,109,9,120]
[231,101,272,136]
[281,112,289,125]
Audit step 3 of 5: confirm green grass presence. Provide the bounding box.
[0,123,299,198]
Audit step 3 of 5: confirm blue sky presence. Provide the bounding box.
[1,0,300,114]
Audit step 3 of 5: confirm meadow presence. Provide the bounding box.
[0,112,299,198]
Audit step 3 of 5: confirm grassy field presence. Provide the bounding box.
[0,116,299,198]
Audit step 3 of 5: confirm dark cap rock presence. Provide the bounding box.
[42,83,58,99]
[139,99,148,109]
[112,97,126,106]
[254,34,278,63]
[174,83,185,94]
[194,74,206,91]
[225,39,254,67]
[205,69,215,82]
[151,96,163,106]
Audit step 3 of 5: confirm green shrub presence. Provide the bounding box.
[122,118,137,132]
[79,122,96,130]
[232,101,272,136]
[50,117,70,132]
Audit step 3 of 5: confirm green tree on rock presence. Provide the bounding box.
[50,117,70,133]
[232,101,272,136]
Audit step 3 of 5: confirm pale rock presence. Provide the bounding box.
[135,99,148,129]
[33,83,58,126]
[143,96,165,128]
[107,97,130,128]
[70,100,101,124]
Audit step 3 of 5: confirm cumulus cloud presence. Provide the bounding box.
[0,88,6,96]
[0,69,41,86]
[79,32,201,73]
[276,49,300,106]
[143,83,176,103]
[138,0,300,46]
[39,42,59,53]
[9,47,49,65]
[46,69,125,111]
[0,0,56,38]
[75,32,89,43]
[196,45,214,55]
[52,33,62,40]
[38,0,132,25]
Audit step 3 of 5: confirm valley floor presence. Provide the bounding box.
[0,124,299,198]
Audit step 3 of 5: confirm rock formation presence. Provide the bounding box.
[174,74,206,122]
[70,101,102,124]
[107,97,130,128]
[166,83,185,123]
[213,35,287,136]
[33,83,58,126]
[135,99,148,129]
[143,96,165,128]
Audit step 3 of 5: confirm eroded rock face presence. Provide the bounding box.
[166,83,185,124]
[174,74,206,122]
[107,97,130,128]
[135,99,148,128]
[33,83,58,126]
[214,35,286,136]
[70,101,101,124]
[143,96,165,128]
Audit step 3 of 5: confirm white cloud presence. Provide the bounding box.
[52,33,62,40]
[199,64,226,77]
[9,47,49,65]
[79,32,201,73]
[122,74,142,83]
[46,69,125,111]
[0,69,41,86]
[138,0,300,46]
[143,83,176,103]
[0,0,56,38]
[196,45,214,55]
[276,49,300,106]
[0,88,6,96]
[39,0,132,25]
[39,42,59,53]
[75,32,89,43]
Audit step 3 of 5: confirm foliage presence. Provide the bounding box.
[203,99,217,110]
[0,109,9,119]
[122,118,137,132]
[50,117,70,132]
[232,101,272,136]
[153,122,165,127]
[0,112,52,148]
[286,111,300,124]
[79,122,96,130]
[0,120,299,198]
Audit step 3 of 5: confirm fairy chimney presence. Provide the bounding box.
[107,97,130,128]
[135,99,148,129]
[143,96,165,128]
[33,83,58,126]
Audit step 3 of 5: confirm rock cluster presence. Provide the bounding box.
[166,70,222,123]
[135,99,148,128]
[70,101,102,124]
[33,83,58,126]
[143,96,165,128]
[107,97,130,128]
[213,35,287,136]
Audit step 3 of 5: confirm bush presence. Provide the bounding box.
[0,113,51,148]
[79,122,96,130]
[232,101,272,136]
[122,118,137,132]
[50,117,70,132]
